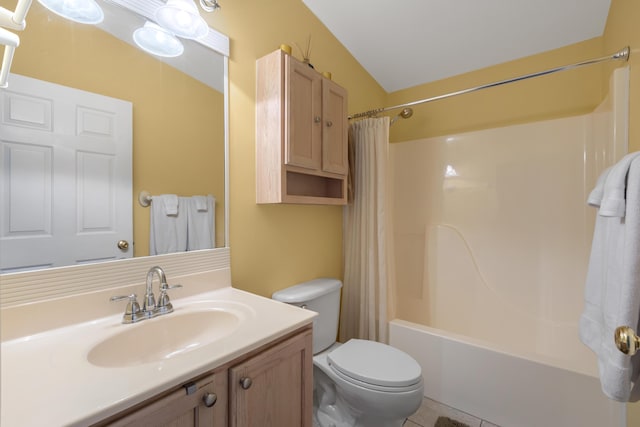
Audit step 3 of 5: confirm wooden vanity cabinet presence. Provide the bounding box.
[96,371,227,427]
[256,49,348,205]
[229,326,313,427]
[95,326,312,427]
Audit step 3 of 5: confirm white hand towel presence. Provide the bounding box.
[162,194,179,215]
[580,155,640,402]
[187,195,215,251]
[149,195,188,255]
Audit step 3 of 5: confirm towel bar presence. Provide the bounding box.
[138,191,153,207]
[137,191,215,208]
[614,326,640,355]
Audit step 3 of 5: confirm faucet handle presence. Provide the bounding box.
[110,294,144,323]
[161,282,183,291]
[157,283,183,314]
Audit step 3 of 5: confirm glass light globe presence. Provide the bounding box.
[133,22,184,58]
[37,0,104,24]
[155,0,208,40]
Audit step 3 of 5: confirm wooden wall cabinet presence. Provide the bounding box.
[256,49,349,205]
[96,326,313,427]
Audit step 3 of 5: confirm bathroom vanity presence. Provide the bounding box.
[0,252,316,427]
[95,326,312,427]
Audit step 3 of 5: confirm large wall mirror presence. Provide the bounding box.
[0,0,229,273]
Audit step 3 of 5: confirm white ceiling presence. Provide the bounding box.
[302,0,612,93]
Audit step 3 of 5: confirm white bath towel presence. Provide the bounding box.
[186,195,215,251]
[192,195,208,212]
[598,151,640,216]
[579,154,640,402]
[149,195,188,255]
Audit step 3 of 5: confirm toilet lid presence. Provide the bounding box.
[327,339,422,388]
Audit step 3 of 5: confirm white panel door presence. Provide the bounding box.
[0,73,133,272]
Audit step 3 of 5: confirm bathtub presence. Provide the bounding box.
[389,319,625,427]
[388,68,629,427]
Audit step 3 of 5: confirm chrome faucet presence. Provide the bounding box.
[111,266,182,324]
[143,266,164,313]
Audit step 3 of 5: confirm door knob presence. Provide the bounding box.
[117,240,129,250]
[202,392,217,407]
[615,326,640,355]
[239,377,252,389]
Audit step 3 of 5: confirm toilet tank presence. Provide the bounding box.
[272,278,342,354]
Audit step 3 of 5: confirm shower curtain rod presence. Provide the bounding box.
[348,46,631,120]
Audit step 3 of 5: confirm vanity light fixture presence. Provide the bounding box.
[37,0,104,24]
[0,0,34,88]
[0,27,19,88]
[155,0,208,40]
[133,21,184,58]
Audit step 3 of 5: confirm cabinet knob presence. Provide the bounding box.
[202,392,217,407]
[239,377,252,390]
[326,120,333,128]
[314,116,321,123]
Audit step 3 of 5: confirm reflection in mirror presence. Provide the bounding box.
[0,0,228,272]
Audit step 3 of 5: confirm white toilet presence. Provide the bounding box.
[272,278,424,427]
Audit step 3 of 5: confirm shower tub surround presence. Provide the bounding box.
[389,68,629,427]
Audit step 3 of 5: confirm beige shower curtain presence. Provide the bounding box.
[339,117,396,343]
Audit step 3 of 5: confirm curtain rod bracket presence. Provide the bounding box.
[615,46,631,61]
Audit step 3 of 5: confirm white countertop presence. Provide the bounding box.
[1,287,315,427]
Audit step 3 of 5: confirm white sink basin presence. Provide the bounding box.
[87,309,241,367]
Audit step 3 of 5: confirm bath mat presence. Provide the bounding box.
[434,416,470,427]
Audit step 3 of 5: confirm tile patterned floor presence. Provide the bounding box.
[405,397,500,427]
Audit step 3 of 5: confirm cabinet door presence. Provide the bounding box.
[321,79,348,175]
[102,373,227,427]
[286,57,322,171]
[229,328,313,427]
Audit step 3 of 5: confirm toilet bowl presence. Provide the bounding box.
[272,278,424,427]
[313,340,424,427]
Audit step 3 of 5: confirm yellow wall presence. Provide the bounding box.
[387,37,605,143]
[3,2,226,254]
[202,0,386,297]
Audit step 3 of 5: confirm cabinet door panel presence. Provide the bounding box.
[101,373,226,427]
[229,329,313,427]
[286,58,322,170]
[322,79,348,175]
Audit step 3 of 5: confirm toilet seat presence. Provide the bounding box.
[327,339,422,391]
